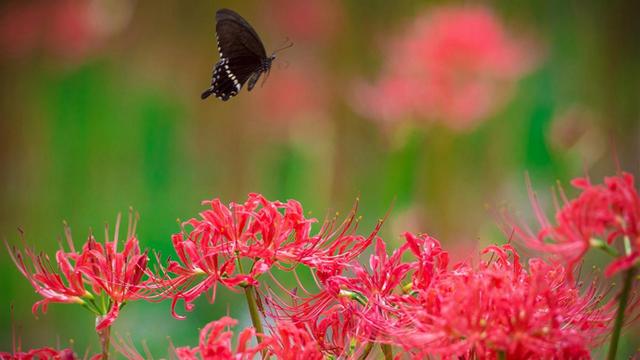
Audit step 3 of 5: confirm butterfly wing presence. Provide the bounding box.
[201,9,267,101]
[216,8,267,59]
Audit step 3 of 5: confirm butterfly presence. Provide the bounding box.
[201,8,292,101]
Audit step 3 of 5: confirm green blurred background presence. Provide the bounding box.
[0,0,638,357]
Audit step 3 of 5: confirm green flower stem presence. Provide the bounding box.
[243,285,265,343]
[97,323,111,360]
[237,258,265,351]
[607,266,636,360]
[380,343,393,360]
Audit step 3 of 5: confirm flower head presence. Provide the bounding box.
[352,5,537,131]
[394,244,619,358]
[250,66,329,124]
[174,317,267,360]
[509,172,640,276]
[5,230,89,315]
[264,0,342,44]
[5,211,152,330]
[0,348,77,360]
[266,237,412,356]
[265,322,323,360]
[164,194,379,318]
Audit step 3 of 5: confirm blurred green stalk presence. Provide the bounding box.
[607,266,636,360]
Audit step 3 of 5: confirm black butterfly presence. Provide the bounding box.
[201,8,291,101]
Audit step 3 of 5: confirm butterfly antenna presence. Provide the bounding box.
[272,37,294,55]
[277,60,290,70]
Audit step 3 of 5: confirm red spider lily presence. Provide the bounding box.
[265,237,412,356]
[403,232,449,293]
[265,322,323,360]
[173,317,267,360]
[115,319,320,360]
[352,5,537,131]
[5,212,153,331]
[0,348,77,360]
[76,226,152,330]
[393,244,622,358]
[508,172,640,277]
[5,232,90,315]
[164,194,379,318]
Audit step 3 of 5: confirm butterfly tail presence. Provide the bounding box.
[201,87,215,99]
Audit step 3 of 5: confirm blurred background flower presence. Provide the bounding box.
[263,0,343,46]
[0,0,134,61]
[352,5,539,131]
[249,62,329,125]
[0,0,638,357]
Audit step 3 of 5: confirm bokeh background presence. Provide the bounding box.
[0,0,638,357]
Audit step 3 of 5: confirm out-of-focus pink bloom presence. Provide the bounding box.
[0,348,77,360]
[0,3,43,57]
[0,0,130,60]
[164,194,379,319]
[265,0,342,44]
[174,317,267,360]
[251,66,329,124]
[509,172,640,277]
[45,0,96,58]
[395,244,619,358]
[5,213,152,331]
[352,5,537,131]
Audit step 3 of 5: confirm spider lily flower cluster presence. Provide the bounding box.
[0,347,77,360]
[162,194,379,319]
[4,173,640,359]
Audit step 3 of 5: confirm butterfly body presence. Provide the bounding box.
[201,9,274,101]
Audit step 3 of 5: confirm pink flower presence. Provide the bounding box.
[0,348,77,360]
[394,244,618,358]
[45,0,97,58]
[0,0,103,60]
[352,5,537,131]
[5,233,89,315]
[265,322,323,360]
[0,0,132,61]
[264,0,343,44]
[76,231,151,330]
[115,319,321,359]
[266,237,412,356]
[404,232,449,292]
[174,317,267,360]
[5,213,152,331]
[250,65,329,124]
[165,194,378,318]
[509,172,640,276]
[0,2,43,57]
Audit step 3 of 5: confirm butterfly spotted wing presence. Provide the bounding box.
[201,9,272,101]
